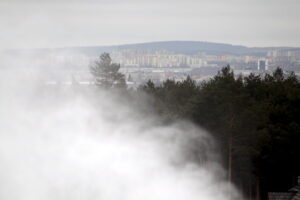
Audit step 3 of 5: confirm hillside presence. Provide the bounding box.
[6,41,299,57]
[58,41,296,56]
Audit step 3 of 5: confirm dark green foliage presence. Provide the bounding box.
[140,76,199,121]
[90,53,126,89]
[139,66,300,200]
[186,65,257,197]
[141,79,156,93]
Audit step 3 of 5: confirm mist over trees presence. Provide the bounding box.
[138,66,300,200]
[87,53,300,200]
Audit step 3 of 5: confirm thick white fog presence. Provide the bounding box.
[0,68,242,200]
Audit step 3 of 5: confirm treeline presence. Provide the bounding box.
[137,66,300,200]
[89,53,300,200]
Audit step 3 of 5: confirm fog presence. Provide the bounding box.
[0,56,242,200]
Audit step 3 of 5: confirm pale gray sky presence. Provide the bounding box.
[0,0,300,49]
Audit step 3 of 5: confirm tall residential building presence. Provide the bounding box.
[258,59,268,71]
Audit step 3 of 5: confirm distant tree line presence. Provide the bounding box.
[91,53,300,200]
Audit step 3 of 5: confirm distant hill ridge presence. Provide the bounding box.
[8,41,300,56]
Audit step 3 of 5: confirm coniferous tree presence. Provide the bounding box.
[90,53,126,89]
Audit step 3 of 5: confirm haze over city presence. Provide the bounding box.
[0,0,300,49]
[1,1,300,200]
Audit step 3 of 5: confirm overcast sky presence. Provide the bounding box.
[0,0,300,49]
